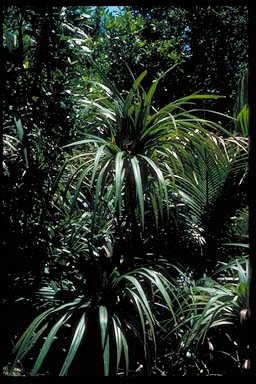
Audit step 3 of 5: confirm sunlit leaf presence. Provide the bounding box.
[130,156,144,229]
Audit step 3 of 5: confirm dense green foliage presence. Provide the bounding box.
[2,5,249,377]
[87,6,248,115]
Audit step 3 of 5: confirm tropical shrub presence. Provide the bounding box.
[2,5,250,378]
[5,45,249,377]
[168,130,248,272]
[167,255,250,375]
[8,64,233,376]
[59,60,234,268]
[9,265,180,376]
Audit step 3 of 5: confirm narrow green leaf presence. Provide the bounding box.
[111,314,129,375]
[123,70,147,119]
[59,312,88,376]
[88,58,124,104]
[125,287,147,358]
[112,316,123,374]
[51,160,68,197]
[31,310,73,375]
[99,306,110,376]
[91,145,106,186]
[119,274,154,325]
[70,167,90,213]
[79,99,116,122]
[14,115,29,168]
[138,268,177,321]
[13,323,48,367]
[222,243,249,248]
[130,156,144,229]
[125,287,156,361]
[12,307,55,369]
[143,63,178,127]
[62,136,109,149]
[150,192,159,232]
[115,151,125,214]
[119,327,129,375]
[13,300,81,370]
[139,154,168,219]
[94,158,112,212]
[236,104,248,136]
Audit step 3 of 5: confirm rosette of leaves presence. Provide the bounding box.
[169,255,249,373]
[59,60,226,238]
[10,266,180,376]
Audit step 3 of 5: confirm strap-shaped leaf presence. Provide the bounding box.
[118,274,154,325]
[79,98,116,122]
[91,145,106,186]
[125,287,150,359]
[14,115,29,168]
[123,70,147,120]
[143,63,178,128]
[150,192,159,231]
[70,167,90,214]
[139,154,168,218]
[94,158,112,212]
[15,299,78,350]
[115,151,125,214]
[112,314,129,375]
[137,268,178,324]
[112,316,123,374]
[59,312,88,376]
[99,305,110,376]
[12,321,49,370]
[236,104,248,136]
[130,156,144,229]
[88,57,124,104]
[62,136,108,149]
[31,310,73,375]
[11,307,56,369]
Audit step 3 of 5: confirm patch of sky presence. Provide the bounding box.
[90,6,123,16]
[106,6,122,15]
